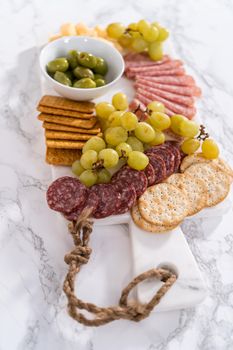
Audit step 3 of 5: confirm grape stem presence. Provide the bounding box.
[92,160,104,171]
[197,124,209,141]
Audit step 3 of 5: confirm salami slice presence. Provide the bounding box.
[144,163,156,186]
[112,166,148,197]
[129,98,148,121]
[133,67,185,78]
[63,191,99,221]
[163,142,182,172]
[127,60,183,74]
[146,153,167,183]
[92,184,121,219]
[135,83,195,107]
[46,176,87,214]
[113,183,137,214]
[135,75,195,86]
[146,147,175,177]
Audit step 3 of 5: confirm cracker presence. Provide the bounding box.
[38,95,94,113]
[46,147,81,166]
[45,130,102,141]
[38,105,95,119]
[42,121,101,134]
[38,113,97,129]
[165,173,207,216]
[180,153,233,181]
[138,183,189,226]
[184,163,230,207]
[131,204,179,233]
[46,139,85,149]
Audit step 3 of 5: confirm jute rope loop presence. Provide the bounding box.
[63,215,177,327]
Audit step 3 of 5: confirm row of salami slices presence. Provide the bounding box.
[124,53,201,120]
[46,142,182,220]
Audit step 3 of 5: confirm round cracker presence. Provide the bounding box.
[180,153,233,182]
[165,173,208,216]
[184,163,230,207]
[138,183,189,226]
[131,204,179,233]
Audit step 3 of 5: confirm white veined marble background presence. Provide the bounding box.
[0,0,233,349]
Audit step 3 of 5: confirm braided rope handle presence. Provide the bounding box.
[63,217,177,327]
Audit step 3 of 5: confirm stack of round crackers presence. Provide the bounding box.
[132,153,232,233]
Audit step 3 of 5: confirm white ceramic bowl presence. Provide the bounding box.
[39,36,125,101]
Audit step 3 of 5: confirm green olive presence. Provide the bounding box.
[67,50,79,69]
[93,57,108,75]
[47,58,69,73]
[94,74,104,80]
[95,78,106,87]
[73,66,94,80]
[64,70,74,81]
[54,71,72,86]
[73,78,96,89]
[77,52,97,69]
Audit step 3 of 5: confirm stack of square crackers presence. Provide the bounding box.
[37,95,102,166]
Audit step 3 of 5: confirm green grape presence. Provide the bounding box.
[128,22,138,31]
[79,170,97,187]
[148,42,163,61]
[98,148,119,168]
[149,129,165,146]
[148,112,171,130]
[106,22,125,39]
[179,120,200,138]
[116,142,132,157]
[99,118,110,131]
[147,101,165,113]
[121,112,138,131]
[157,27,169,41]
[151,22,160,28]
[82,136,106,153]
[137,19,150,35]
[112,92,128,111]
[80,150,98,169]
[130,31,141,39]
[118,34,132,48]
[170,114,187,135]
[181,138,200,155]
[108,111,124,127]
[131,37,148,53]
[127,136,144,152]
[127,151,149,171]
[95,102,115,119]
[72,160,85,176]
[134,122,155,143]
[201,139,219,159]
[97,169,111,184]
[143,25,159,42]
[104,126,128,146]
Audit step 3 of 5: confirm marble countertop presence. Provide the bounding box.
[1,0,233,349]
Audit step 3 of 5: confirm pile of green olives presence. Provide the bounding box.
[46,50,108,89]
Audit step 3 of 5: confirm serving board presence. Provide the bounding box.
[41,41,232,312]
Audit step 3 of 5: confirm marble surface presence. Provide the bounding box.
[1,0,233,349]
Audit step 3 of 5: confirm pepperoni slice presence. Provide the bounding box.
[144,163,156,186]
[113,183,137,214]
[91,184,121,219]
[146,154,167,183]
[46,176,87,214]
[112,166,148,197]
[63,191,99,221]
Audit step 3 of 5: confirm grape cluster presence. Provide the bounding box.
[106,20,169,60]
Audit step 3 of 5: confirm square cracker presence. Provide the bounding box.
[42,121,101,134]
[38,95,94,113]
[38,113,97,129]
[46,147,81,166]
[45,130,102,141]
[46,139,85,149]
[37,105,95,119]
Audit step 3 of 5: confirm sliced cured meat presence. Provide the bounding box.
[152,142,181,173]
[144,163,156,186]
[124,53,170,63]
[113,183,137,214]
[135,92,151,106]
[135,83,194,106]
[135,75,196,86]
[46,176,87,214]
[146,154,167,183]
[136,88,196,119]
[92,184,121,219]
[146,147,175,177]
[127,60,183,74]
[132,67,185,78]
[135,79,201,97]
[129,98,148,121]
[112,166,148,197]
[63,191,99,221]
